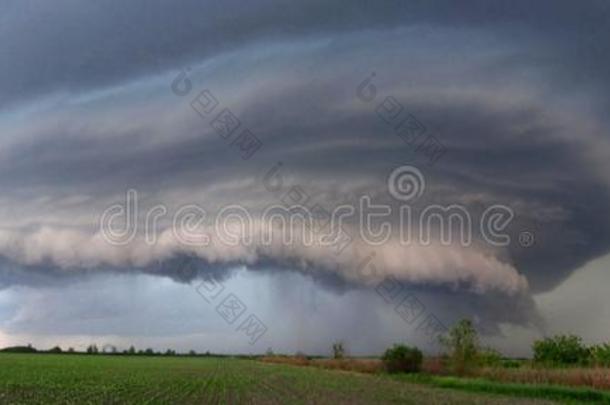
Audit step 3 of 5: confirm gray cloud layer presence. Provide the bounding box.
[1,0,609,346]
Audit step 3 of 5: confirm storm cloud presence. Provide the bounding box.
[0,0,609,352]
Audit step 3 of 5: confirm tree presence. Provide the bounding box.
[382,344,423,373]
[127,345,136,355]
[591,343,610,366]
[189,350,197,356]
[533,335,589,366]
[0,345,37,353]
[332,341,345,359]
[48,346,62,353]
[439,319,480,374]
[86,344,99,354]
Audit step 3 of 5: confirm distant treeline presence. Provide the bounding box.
[0,344,256,358]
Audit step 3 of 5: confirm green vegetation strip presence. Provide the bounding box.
[397,374,610,403]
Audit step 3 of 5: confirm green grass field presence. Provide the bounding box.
[0,353,577,404]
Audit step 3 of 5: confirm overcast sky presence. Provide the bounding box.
[0,0,609,356]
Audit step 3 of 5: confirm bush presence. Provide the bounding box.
[500,359,522,368]
[591,343,610,366]
[382,344,423,373]
[533,335,590,366]
[477,348,502,367]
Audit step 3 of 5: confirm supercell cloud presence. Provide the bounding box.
[0,0,609,353]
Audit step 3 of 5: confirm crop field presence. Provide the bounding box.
[0,354,558,404]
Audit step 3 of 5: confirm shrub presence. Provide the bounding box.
[477,348,502,367]
[591,343,610,366]
[382,344,423,373]
[500,359,522,368]
[533,335,590,366]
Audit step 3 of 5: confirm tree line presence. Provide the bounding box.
[1,319,606,371]
[0,344,226,357]
[349,319,610,374]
